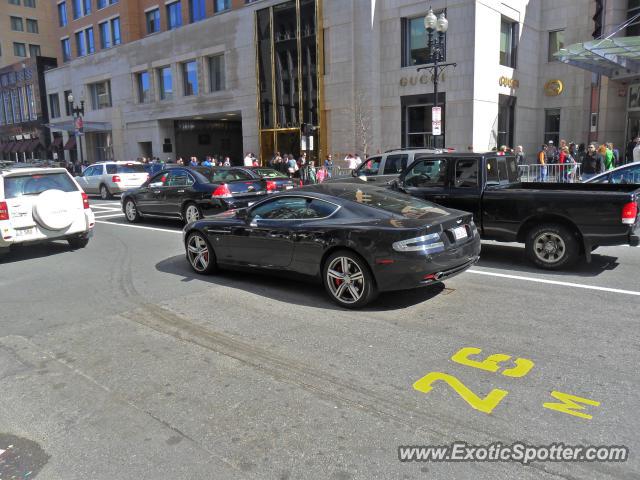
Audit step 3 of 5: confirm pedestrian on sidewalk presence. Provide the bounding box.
[581,143,603,181]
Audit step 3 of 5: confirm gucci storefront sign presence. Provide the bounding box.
[399,73,445,87]
[498,76,519,88]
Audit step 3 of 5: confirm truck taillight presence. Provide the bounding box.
[0,201,9,220]
[266,180,276,192]
[622,201,638,225]
[112,175,121,183]
[212,184,232,198]
[81,192,90,209]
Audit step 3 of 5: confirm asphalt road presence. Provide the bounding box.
[0,198,638,480]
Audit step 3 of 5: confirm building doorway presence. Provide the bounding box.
[174,119,243,164]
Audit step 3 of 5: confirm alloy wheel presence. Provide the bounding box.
[185,205,200,223]
[125,201,137,221]
[326,256,365,304]
[187,234,210,272]
[533,232,566,264]
[100,186,109,200]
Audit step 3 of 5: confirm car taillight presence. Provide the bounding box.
[112,175,121,183]
[266,180,276,192]
[0,201,9,221]
[212,184,232,198]
[622,201,638,225]
[81,192,90,209]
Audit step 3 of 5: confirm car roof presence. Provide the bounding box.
[589,161,640,179]
[0,167,70,177]
[92,161,143,165]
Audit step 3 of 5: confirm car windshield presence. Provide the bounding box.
[3,172,77,198]
[332,186,449,219]
[254,168,287,178]
[107,164,146,174]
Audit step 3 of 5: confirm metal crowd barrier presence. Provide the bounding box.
[518,163,582,183]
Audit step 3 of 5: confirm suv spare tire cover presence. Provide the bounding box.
[32,189,75,231]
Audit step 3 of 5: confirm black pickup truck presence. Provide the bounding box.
[391,153,640,269]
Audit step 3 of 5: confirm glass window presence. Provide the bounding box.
[112,17,121,45]
[253,168,287,178]
[158,66,173,100]
[146,8,160,34]
[99,18,120,49]
[3,173,78,199]
[486,157,519,185]
[627,1,640,36]
[208,54,225,92]
[24,0,35,6]
[28,44,40,57]
[454,159,479,188]
[544,108,561,145]
[402,94,446,149]
[214,0,230,13]
[383,154,408,174]
[72,0,81,19]
[13,43,27,57]
[58,2,67,27]
[26,19,38,33]
[167,1,183,30]
[89,80,112,109]
[189,0,206,22]
[206,168,252,182]
[83,0,90,15]
[402,15,446,67]
[86,27,94,54]
[165,170,194,186]
[49,93,61,118]
[182,60,198,96]
[334,186,446,219]
[404,158,449,188]
[61,38,71,62]
[9,0,20,4]
[356,156,382,176]
[548,30,565,62]
[99,22,110,49]
[249,197,337,220]
[63,90,71,115]
[497,94,516,149]
[137,71,150,103]
[106,163,146,174]
[75,31,86,57]
[608,165,640,184]
[500,18,518,68]
[11,17,24,32]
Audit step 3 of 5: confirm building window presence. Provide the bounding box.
[72,0,91,19]
[89,80,112,109]
[208,54,225,91]
[49,93,61,118]
[402,16,446,67]
[13,43,27,57]
[548,30,565,62]
[158,66,173,100]
[26,19,38,33]
[627,0,640,36]
[28,44,40,57]
[146,8,160,34]
[11,17,24,32]
[24,0,35,6]
[167,1,183,30]
[58,2,68,27]
[61,38,71,62]
[9,0,20,4]
[497,94,516,149]
[214,0,230,13]
[189,0,205,22]
[97,0,117,8]
[544,108,561,146]
[136,71,150,103]
[182,60,198,96]
[75,31,86,56]
[99,17,121,49]
[63,90,71,115]
[86,27,94,53]
[500,18,518,68]
[401,93,446,149]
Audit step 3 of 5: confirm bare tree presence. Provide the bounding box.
[352,89,373,158]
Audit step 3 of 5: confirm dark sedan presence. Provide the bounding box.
[182,183,481,308]
[121,167,268,224]
[237,167,296,191]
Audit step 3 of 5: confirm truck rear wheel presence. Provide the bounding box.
[525,223,578,270]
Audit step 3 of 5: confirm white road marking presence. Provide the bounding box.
[93,212,125,219]
[468,268,640,297]
[90,205,121,211]
[95,220,181,234]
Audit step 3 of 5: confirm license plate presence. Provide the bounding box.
[285,185,293,190]
[15,227,35,237]
[452,226,467,241]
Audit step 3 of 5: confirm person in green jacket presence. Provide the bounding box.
[604,144,615,171]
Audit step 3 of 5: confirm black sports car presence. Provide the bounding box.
[182,183,481,308]
[121,167,268,223]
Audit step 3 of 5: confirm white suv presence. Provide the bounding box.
[76,161,149,200]
[0,167,95,257]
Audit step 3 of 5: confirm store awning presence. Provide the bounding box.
[48,136,63,151]
[47,120,112,133]
[64,136,76,150]
[2,142,15,154]
[25,139,43,152]
[0,143,9,153]
[17,140,33,153]
[555,36,640,78]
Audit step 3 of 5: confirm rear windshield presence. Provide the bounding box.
[197,168,253,182]
[3,172,77,199]
[333,187,449,219]
[106,164,146,174]
[254,168,287,178]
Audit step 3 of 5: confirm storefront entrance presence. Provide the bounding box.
[174,119,243,164]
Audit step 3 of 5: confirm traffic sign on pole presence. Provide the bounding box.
[432,106,442,136]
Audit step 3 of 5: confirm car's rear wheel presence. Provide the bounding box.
[124,199,140,223]
[100,184,112,200]
[186,231,217,274]
[525,223,578,270]
[183,203,202,224]
[323,250,378,308]
[68,236,89,249]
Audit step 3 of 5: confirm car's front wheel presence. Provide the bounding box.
[185,231,217,274]
[323,250,378,308]
[124,198,141,223]
[525,223,579,270]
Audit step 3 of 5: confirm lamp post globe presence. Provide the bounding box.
[424,8,437,31]
[437,12,448,33]
[67,93,74,104]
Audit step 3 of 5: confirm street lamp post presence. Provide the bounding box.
[67,93,85,172]
[417,7,456,146]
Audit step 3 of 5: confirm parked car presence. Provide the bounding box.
[0,166,95,257]
[121,166,268,224]
[235,167,296,191]
[326,148,442,185]
[182,182,481,308]
[76,161,149,200]
[391,153,640,269]
[584,161,640,184]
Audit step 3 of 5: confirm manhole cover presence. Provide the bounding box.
[0,434,49,479]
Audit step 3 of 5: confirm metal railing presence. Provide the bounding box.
[518,163,582,183]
